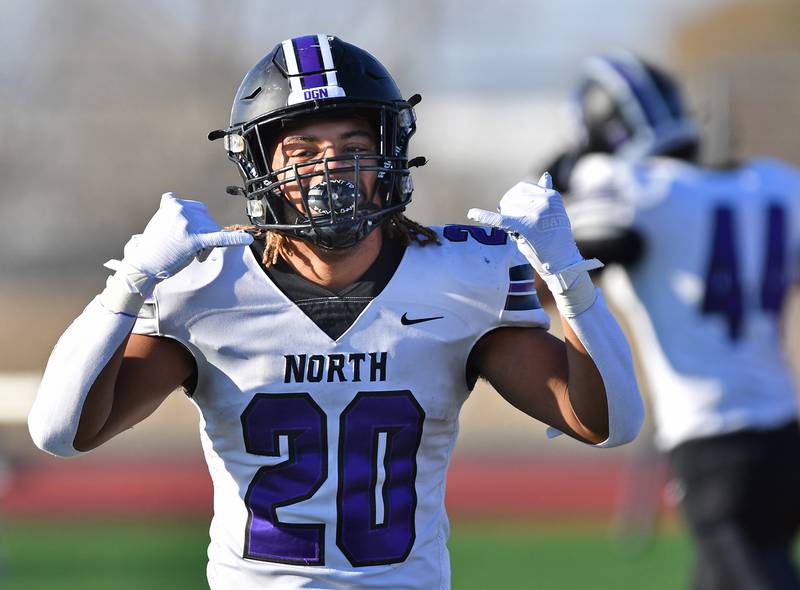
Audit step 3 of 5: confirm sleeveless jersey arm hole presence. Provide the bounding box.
[462,248,551,391]
[466,324,551,392]
[131,334,199,397]
[129,288,198,396]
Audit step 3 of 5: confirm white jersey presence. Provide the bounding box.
[568,154,800,450]
[133,225,548,590]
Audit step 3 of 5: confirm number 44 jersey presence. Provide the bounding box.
[132,225,548,590]
[568,154,800,451]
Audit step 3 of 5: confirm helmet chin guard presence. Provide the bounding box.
[210,34,424,250]
[253,173,387,250]
[308,179,358,218]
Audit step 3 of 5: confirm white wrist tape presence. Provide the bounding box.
[98,259,156,316]
[537,258,604,318]
[546,291,644,447]
[28,296,137,457]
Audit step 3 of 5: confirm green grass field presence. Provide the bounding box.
[1,519,694,590]
[450,522,691,590]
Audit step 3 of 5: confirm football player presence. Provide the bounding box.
[28,35,643,589]
[551,51,800,590]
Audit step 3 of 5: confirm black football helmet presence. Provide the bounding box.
[570,51,698,160]
[209,34,423,250]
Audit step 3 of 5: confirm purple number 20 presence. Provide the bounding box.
[241,391,425,567]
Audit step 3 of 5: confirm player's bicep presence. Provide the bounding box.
[470,327,575,435]
[78,334,195,449]
[120,334,196,397]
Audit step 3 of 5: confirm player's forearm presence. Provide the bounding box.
[71,334,130,451]
[561,317,610,443]
[30,262,148,456]
[28,296,138,457]
[559,290,643,447]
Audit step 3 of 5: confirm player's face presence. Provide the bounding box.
[269,117,380,218]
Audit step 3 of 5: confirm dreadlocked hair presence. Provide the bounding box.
[226,212,440,268]
[385,212,441,248]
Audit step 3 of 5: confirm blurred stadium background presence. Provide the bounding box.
[1,1,799,588]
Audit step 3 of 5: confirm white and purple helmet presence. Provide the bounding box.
[570,51,699,161]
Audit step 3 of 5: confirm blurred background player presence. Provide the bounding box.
[540,51,800,590]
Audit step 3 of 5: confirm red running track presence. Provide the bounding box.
[1,456,635,520]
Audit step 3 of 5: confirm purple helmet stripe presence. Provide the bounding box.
[301,73,326,90]
[606,58,659,126]
[293,35,323,73]
[293,35,326,89]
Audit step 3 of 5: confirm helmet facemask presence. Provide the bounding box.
[225,102,418,250]
[575,81,637,154]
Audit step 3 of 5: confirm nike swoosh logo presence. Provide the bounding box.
[401,313,444,326]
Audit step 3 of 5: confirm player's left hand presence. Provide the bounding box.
[468,172,583,277]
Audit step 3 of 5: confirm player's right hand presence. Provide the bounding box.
[122,192,254,280]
